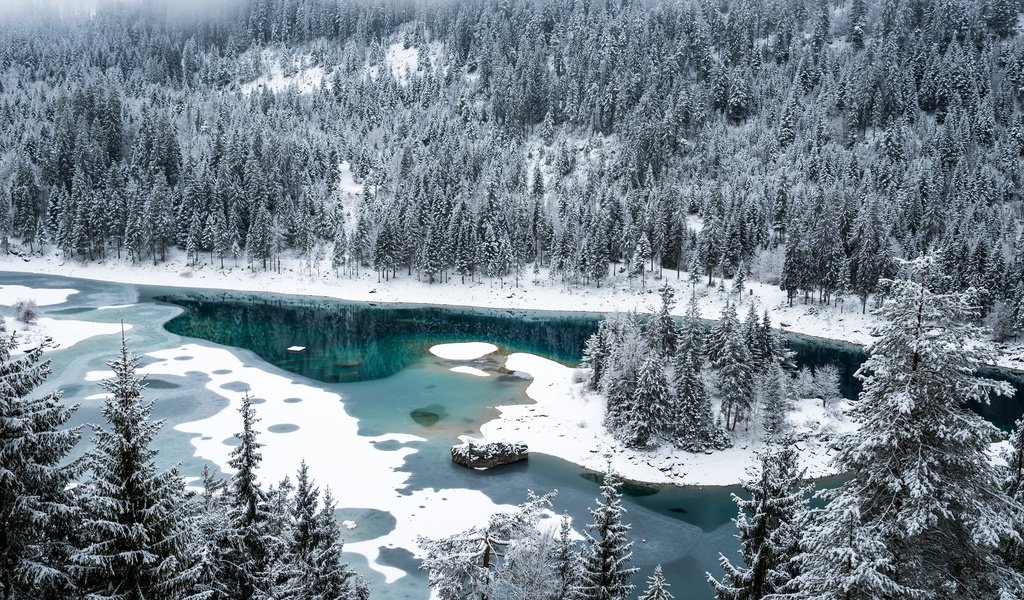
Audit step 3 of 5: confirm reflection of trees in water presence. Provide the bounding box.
[158,293,1024,429]
[159,294,602,382]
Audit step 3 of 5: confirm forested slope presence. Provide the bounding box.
[1,0,1023,329]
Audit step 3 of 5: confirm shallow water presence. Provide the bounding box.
[2,271,1021,599]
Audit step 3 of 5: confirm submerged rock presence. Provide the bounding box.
[451,441,529,470]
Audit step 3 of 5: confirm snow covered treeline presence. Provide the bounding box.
[0,323,368,599]
[583,284,842,450]
[1,0,1024,334]
[712,256,1024,599]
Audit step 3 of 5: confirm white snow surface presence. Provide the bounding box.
[450,366,490,377]
[4,316,129,352]
[0,284,77,306]
[429,342,498,361]
[460,353,855,487]
[240,50,329,94]
[84,343,522,583]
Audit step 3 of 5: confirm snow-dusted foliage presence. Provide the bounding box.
[709,442,808,599]
[0,320,82,598]
[418,491,560,600]
[0,0,1023,346]
[639,565,673,600]
[72,335,203,598]
[576,470,638,600]
[793,255,1024,598]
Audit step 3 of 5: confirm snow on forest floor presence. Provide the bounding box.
[239,49,330,94]
[4,251,1022,372]
[85,343,522,584]
[460,352,855,487]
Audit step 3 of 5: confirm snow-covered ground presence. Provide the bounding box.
[457,352,855,487]
[0,284,129,351]
[84,343,521,583]
[239,49,331,94]
[4,316,130,352]
[7,251,1019,371]
[0,284,78,306]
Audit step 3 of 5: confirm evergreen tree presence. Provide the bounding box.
[551,515,578,600]
[639,565,673,600]
[709,442,807,600]
[710,304,754,431]
[647,283,678,356]
[0,322,82,599]
[223,392,273,599]
[794,255,1024,598]
[623,354,672,449]
[576,470,638,600]
[673,348,730,452]
[73,335,202,599]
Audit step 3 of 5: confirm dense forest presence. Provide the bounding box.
[1,0,1023,327]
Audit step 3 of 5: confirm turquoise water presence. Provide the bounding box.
[3,272,1021,600]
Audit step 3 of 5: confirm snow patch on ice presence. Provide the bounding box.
[450,366,490,377]
[4,317,129,352]
[0,285,77,306]
[430,342,497,361]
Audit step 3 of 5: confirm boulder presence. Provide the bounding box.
[451,441,528,470]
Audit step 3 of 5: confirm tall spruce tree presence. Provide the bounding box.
[709,442,807,600]
[575,470,638,600]
[794,255,1024,598]
[72,334,202,599]
[0,322,82,599]
[623,354,673,449]
[223,391,273,599]
[673,347,730,452]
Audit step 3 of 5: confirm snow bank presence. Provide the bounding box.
[465,353,853,487]
[429,342,497,361]
[0,284,77,306]
[88,343,520,583]
[4,316,129,352]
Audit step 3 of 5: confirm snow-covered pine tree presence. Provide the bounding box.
[709,442,807,600]
[623,354,673,448]
[673,347,730,452]
[222,391,273,599]
[419,491,556,600]
[794,255,1024,598]
[758,364,792,439]
[676,292,706,365]
[1000,419,1024,594]
[73,334,202,599]
[646,283,678,356]
[0,321,83,599]
[576,470,638,600]
[275,463,367,599]
[639,565,674,600]
[550,515,578,600]
[710,304,754,431]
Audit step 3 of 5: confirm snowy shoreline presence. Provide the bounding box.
[3,254,1022,374]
